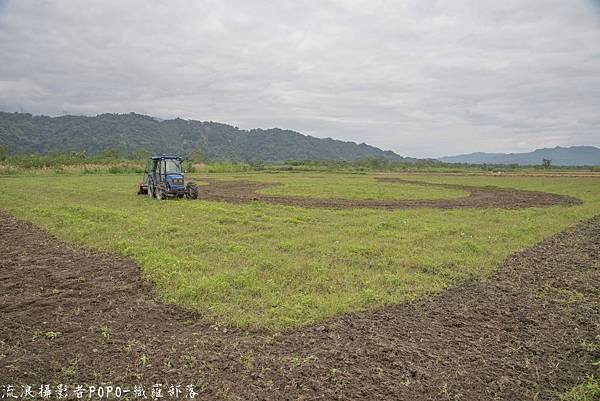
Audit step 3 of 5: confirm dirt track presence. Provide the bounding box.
[1,211,599,400]
[197,177,582,209]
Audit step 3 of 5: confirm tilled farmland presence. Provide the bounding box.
[1,210,598,400]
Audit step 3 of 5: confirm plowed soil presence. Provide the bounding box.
[1,211,599,400]
[197,177,582,209]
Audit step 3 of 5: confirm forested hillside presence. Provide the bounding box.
[0,112,407,162]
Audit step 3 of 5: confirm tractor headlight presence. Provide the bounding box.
[172,178,183,185]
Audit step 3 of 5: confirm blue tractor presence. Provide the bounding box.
[137,155,199,200]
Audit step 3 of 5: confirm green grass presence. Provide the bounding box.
[0,172,598,329]
[562,376,600,401]
[252,174,468,200]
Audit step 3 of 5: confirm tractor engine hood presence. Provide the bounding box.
[166,174,185,187]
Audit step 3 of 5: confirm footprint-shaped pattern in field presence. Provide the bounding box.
[195,177,582,209]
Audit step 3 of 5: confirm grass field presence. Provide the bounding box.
[0,172,598,329]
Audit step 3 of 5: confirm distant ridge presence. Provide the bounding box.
[438,146,600,166]
[0,111,411,162]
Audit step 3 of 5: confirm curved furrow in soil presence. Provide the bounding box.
[195,177,582,209]
[0,211,598,400]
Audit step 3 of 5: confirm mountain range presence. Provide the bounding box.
[0,111,408,162]
[438,146,600,166]
[2,111,597,166]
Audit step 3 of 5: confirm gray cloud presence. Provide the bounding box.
[0,0,598,157]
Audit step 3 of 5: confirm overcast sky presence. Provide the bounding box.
[0,0,599,158]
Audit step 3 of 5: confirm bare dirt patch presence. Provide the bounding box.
[196,177,581,209]
[1,211,598,399]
